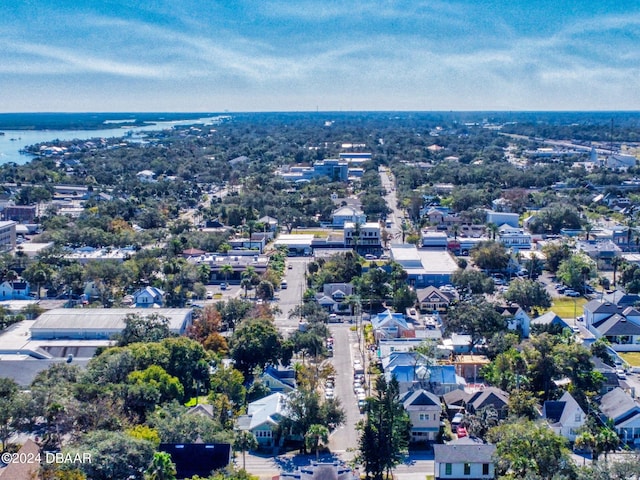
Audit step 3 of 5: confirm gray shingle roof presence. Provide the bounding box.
[599,387,640,423]
[434,437,495,463]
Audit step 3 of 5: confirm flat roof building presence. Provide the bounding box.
[30,308,193,340]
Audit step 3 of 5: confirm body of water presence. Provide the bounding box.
[0,116,225,165]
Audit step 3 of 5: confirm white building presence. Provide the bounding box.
[497,224,531,251]
[331,206,367,228]
[344,222,381,251]
[30,308,193,340]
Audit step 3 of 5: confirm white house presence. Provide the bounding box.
[496,305,531,338]
[331,206,367,228]
[401,389,442,443]
[133,286,165,308]
[235,392,289,447]
[583,300,640,351]
[434,437,496,480]
[541,391,586,442]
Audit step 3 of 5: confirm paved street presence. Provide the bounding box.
[275,256,310,334]
[327,323,364,461]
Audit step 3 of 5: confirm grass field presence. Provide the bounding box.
[544,297,588,318]
[620,352,640,367]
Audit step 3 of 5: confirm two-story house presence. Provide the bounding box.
[599,387,640,445]
[401,389,442,443]
[132,286,165,308]
[541,391,586,442]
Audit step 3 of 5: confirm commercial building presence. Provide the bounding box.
[30,308,193,340]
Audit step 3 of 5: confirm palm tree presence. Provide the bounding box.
[240,277,252,298]
[145,452,177,480]
[220,264,233,284]
[233,430,258,471]
[32,269,47,299]
[452,224,460,242]
[305,424,329,460]
[611,256,622,287]
[486,222,499,241]
[584,223,593,241]
[400,220,410,243]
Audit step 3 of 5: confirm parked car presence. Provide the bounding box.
[206,291,213,299]
[328,313,339,322]
[220,282,227,290]
[565,290,580,297]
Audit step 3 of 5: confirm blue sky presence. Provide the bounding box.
[1,1,639,112]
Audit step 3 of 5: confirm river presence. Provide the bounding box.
[0,115,226,165]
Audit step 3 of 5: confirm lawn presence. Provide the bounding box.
[620,352,640,367]
[544,297,588,318]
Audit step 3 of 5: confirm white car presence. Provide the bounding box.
[325,389,335,400]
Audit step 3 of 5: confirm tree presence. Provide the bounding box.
[470,241,509,271]
[487,419,576,479]
[357,376,410,480]
[557,253,596,291]
[279,388,345,451]
[445,296,507,350]
[0,377,28,450]
[305,424,329,460]
[611,256,623,286]
[230,318,286,376]
[542,241,571,273]
[503,278,552,313]
[145,451,177,480]
[67,430,155,480]
[220,264,233,283]
[233,430,258,471]
[451,269,495,295]
[117,313,175,346]
[392,285,417,313]
[255,280,274,300]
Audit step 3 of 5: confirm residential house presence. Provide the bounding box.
[385,363,465,396]
[542,391,586,442]
[235,392,289,447]
[466,387,509,419]
[417,286,455,313]
[260,366,297,393]
[599,387,640,445]
[442,389,472,418]
[133,286,164,308]
[495,305,531,338]
[583,300,640,351]
[434,437,496,480]
[331,206,367,228]
[0,280,31,300]
[531,311,572,331]
[401,389,442,443]
[186,404,215,419]
[372,309,412,339]
[316,283,355,314]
